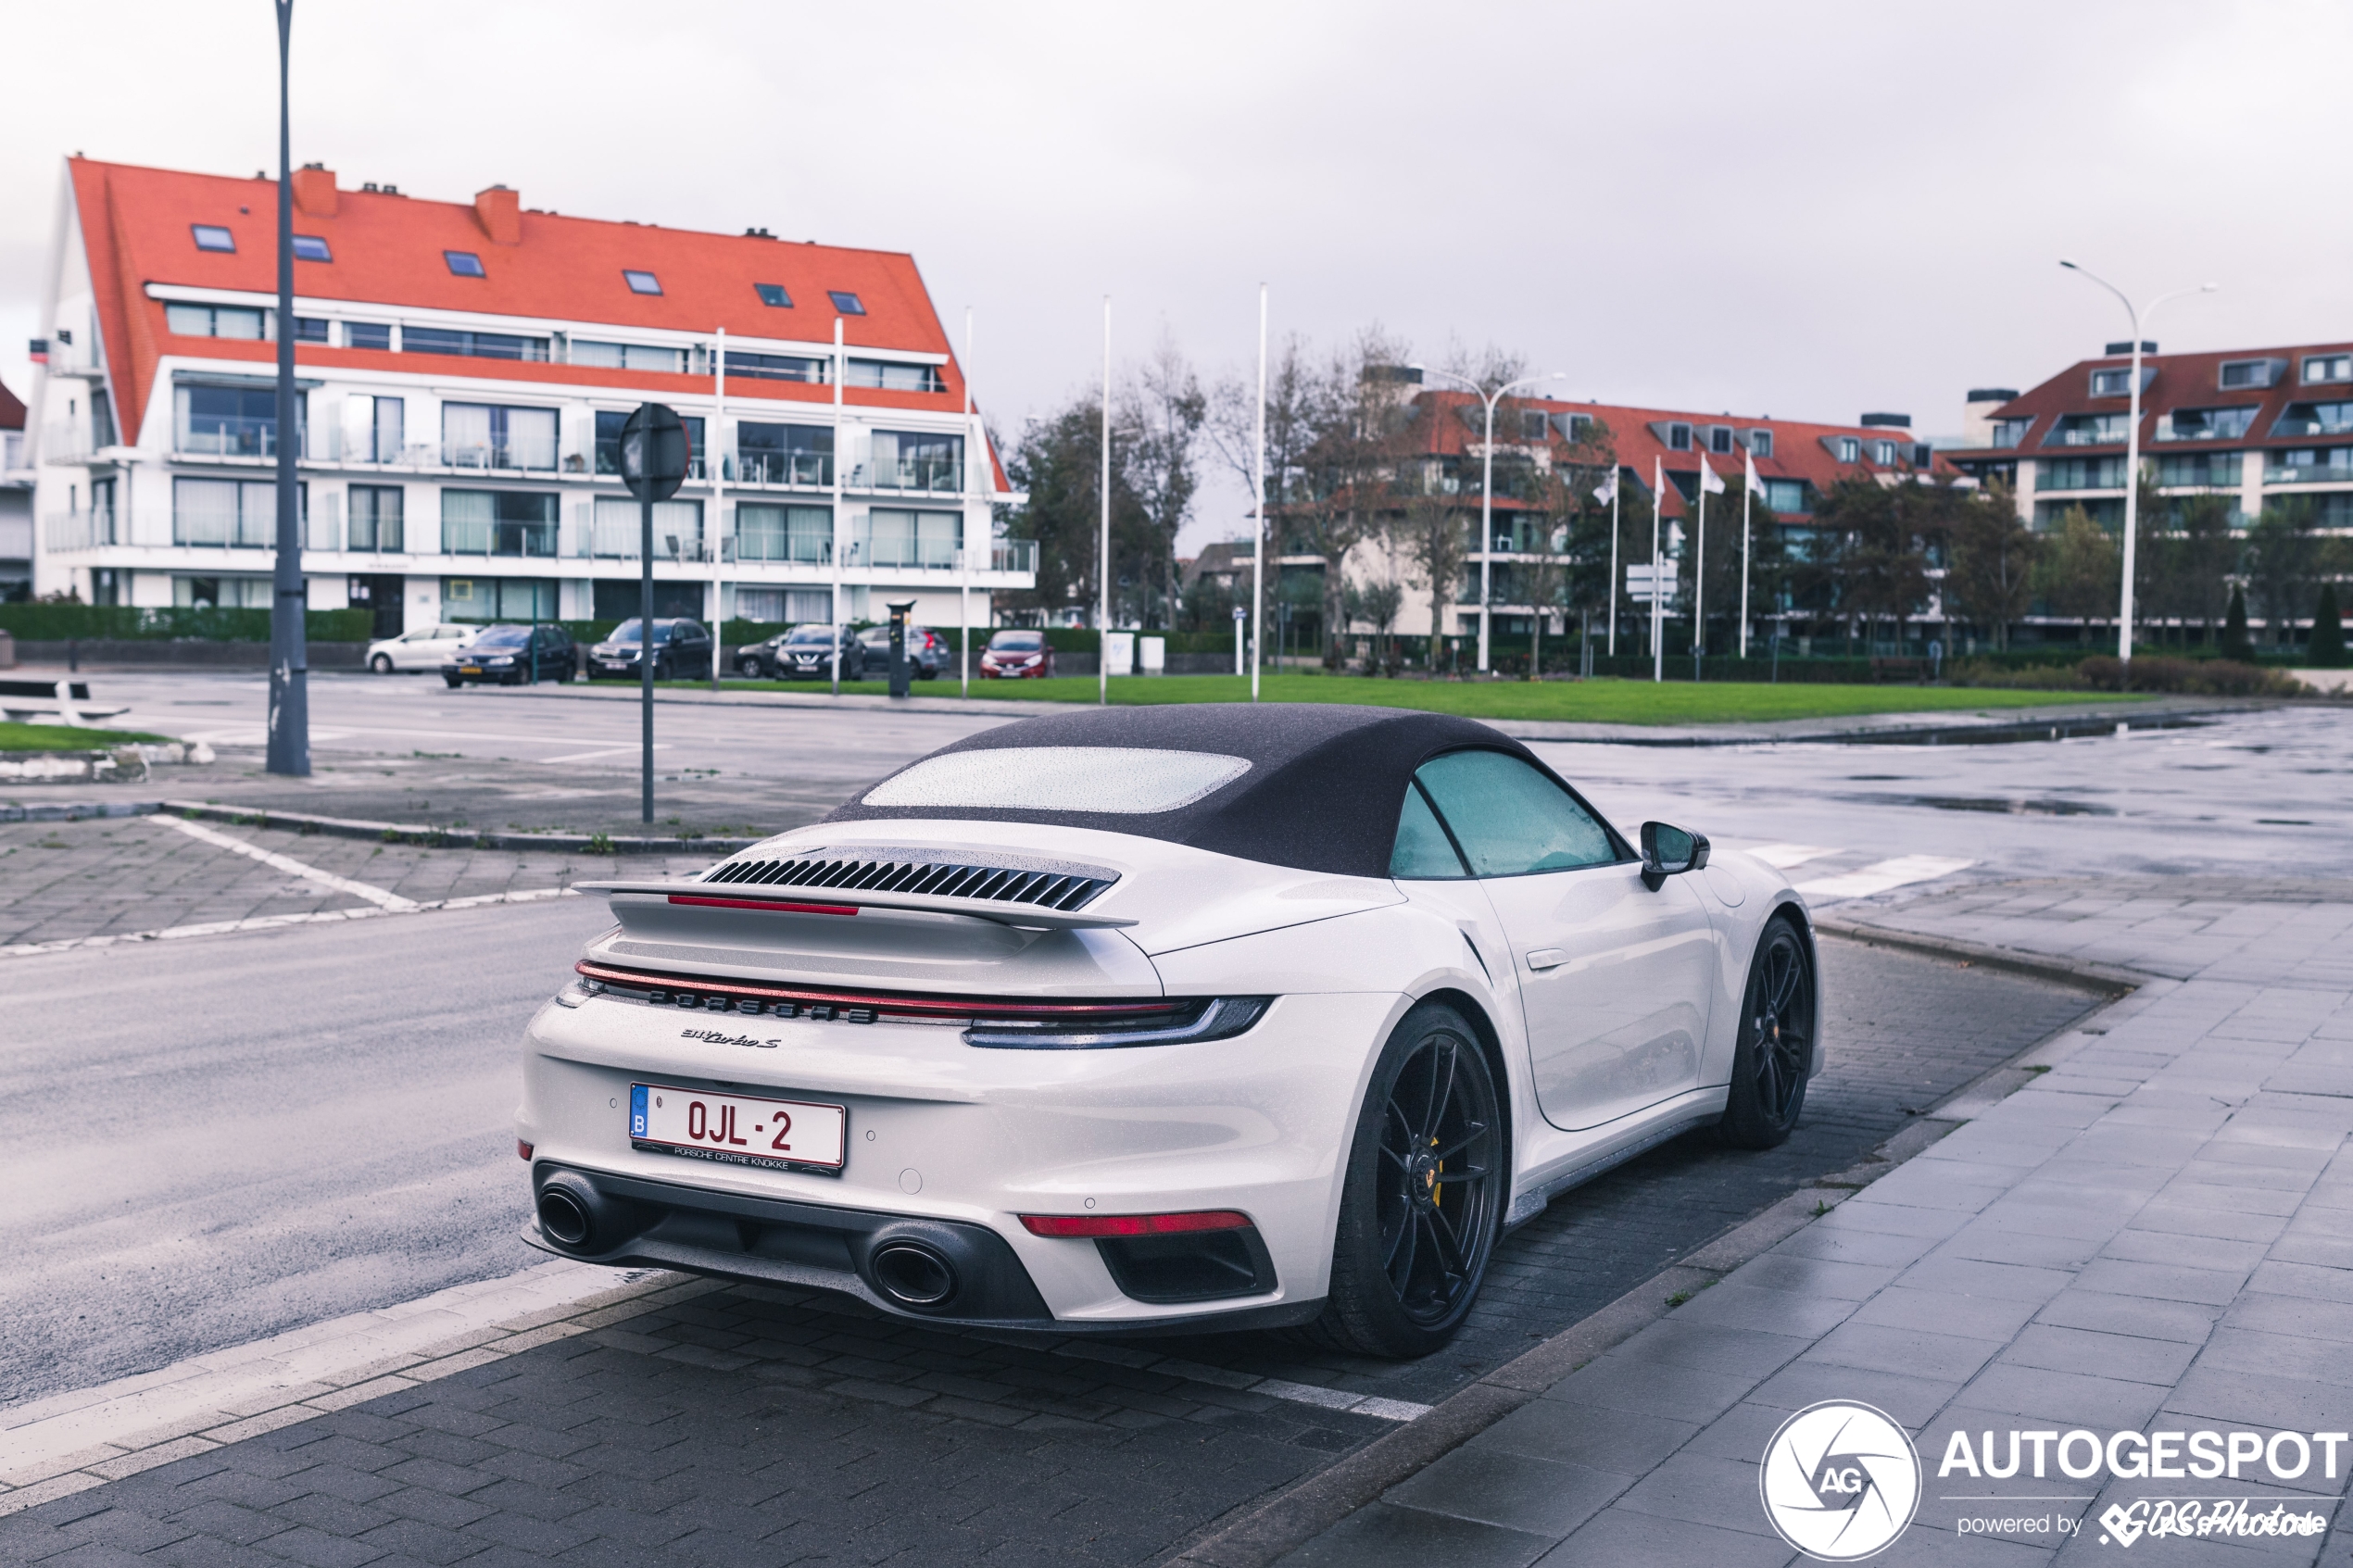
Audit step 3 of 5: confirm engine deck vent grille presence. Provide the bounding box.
[702,856,1115,911]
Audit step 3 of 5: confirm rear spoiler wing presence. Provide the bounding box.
[576,879,1137,931]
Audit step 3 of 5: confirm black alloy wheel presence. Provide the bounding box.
[1306,1001,1504,1358]
[1717,915,1815,1148]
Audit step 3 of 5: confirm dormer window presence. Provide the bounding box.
[1912,443,1933,468]
[1836,436,1860,463]
[292,235,332,262]
[1521,409,1548,441]
[623,270,662,295]
[1873,439,1898,465]
[2219,358,2280,390]
[444,250,485,278]
[1990,418,2032,448]
[828,291,866,315]
[1745,429,1773,458]
[192,224,235,253]
[2305,354,2352,386]
[754,283,792,307]
[1667,422,1692,451]
[1706,426,1732,454]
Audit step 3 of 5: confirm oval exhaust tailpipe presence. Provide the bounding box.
[869,1240,958,1307]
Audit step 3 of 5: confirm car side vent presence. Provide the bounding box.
[702,857,1116,911]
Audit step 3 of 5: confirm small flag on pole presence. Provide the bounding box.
[1697,452,1726,495]
[1745,450,1765,495]
[28,339,48,367]
[1592,470,1617,506]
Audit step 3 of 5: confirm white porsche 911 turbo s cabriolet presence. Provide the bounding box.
[517,704,1818,1358]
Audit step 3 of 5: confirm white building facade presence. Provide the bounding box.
[27,159,1030,636]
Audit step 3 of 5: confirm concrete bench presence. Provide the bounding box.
[0,678,133,726]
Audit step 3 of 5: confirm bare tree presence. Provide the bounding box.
[1289,328,1412,667]
[1206,333,1328,664]
[1117,333,1205,629]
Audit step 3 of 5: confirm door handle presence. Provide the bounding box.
[1525,947,1566,972]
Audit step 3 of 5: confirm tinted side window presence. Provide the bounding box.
[1413,750,1617,877]
[1390,783,1467,878]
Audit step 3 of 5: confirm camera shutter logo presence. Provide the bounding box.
[1759,1400,1921,1560]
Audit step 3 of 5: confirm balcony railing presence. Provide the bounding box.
[44,510,120,550]
[868,458,964,494]
[174,508,274,547]
[730,451,833,487]
[859,533,962,570]
[991,539,1037,573]
[2047,425,2129,448]
[444,436,560,472]
[2263,461,2353,486]
[735,528,834,564]
[442,520,558,557]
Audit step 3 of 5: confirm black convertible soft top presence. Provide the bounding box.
[821,703,1620,879]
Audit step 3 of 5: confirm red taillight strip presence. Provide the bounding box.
[668,895,858,917]
[1020,1210,1252,1238]
[573,960,1175,1019]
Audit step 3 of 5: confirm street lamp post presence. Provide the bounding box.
[618,403,690,825]
[2058,261,2218,668]
[266,0,308,777]
[1414,367,1564,671]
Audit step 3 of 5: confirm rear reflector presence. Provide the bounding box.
[1019,1210,1251,1238]
[668,895,858,917]
[516,1141,535,1161]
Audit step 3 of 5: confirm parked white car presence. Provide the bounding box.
[518,705,1819,1358]
[366,624,477,673]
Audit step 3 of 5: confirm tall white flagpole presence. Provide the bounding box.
[830,314,844,696]
[1651,457,1664,683]
[1099,295,1111,708]
[1740,450,1756,659]
[709,325,725,692]
[1693,458,1706,673]
[1252,283,1266,704]
[1606,470,1619,658]
[962,307,974,698]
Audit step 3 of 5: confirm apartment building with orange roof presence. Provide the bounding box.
[25,157,1030,635]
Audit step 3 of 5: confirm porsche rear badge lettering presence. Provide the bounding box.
[681,1028,780,1049]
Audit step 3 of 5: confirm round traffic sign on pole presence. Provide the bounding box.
[621,404,691,823]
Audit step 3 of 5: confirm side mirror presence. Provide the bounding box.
[1640,822,1711,891]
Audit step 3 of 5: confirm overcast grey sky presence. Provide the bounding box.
[4,0,2347,550]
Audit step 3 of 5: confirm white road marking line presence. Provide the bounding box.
[1738,843,1843,870]
[0,886,580,959]
[541,744,675,764]
[1795,854,1975,901]
[154,814,419,909]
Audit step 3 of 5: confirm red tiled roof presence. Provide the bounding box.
[1407,390,1957,518]
[0,378,25,432]
[1972,342,2353,456]
[67,157,993,480]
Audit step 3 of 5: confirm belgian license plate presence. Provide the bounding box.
[629,1083,847,1173]
[459,665,482,674]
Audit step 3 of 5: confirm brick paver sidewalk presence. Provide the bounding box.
[1263,879,2353,1567]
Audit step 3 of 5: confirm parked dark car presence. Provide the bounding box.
[588,619,713,681]
[856,624,949,679]
[758,623,868,680]
[978,628,1055,679]
[441,623,575,686]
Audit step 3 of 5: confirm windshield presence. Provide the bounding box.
[607,620,672,645]
[784,626,840,646]
[472,625,530,647]
[988,632,1044,652]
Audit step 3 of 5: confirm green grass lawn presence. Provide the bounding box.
[691,673,2139,725]
[0,721,173,751]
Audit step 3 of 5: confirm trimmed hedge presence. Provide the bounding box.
[0,604,373,643]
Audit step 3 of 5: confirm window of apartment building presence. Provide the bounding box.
[1667,422,1692,451]
[444,250,486,278]
[1564,413,1595,443]
[346,395,404,462]
[2156,452,2240,489]
[571,339,686,373]
[753,283,792,308]
[1912,443,1933,467]
[587,495,702,558]
[722,350,826,383]
[828,291,865,315]
[191,224,235,253]
[2046,411,2131,446]
[174,574,271,608]
[2265,447,2353,483]
[847,358,947,394]
[292,235,332,263]
[443,576,558,621]
[91,390,117,449]
[348,485,405,551]
[734,586,830,622]
[2088,366,2153,398]
[1708,426,1734,455]
[402,325,549,361]
[735,422,832,484]
[622,270,662,295]
[2304,354,2353,386]
[2219,358,2281,390]
[1763,478,1807,514]
[1989,418,2032,447]
[346,321,392,351]
[734,502,833,563]
[2272,401,2353,439]
[1745,429,1773,458]
[868,430,963,491]
[2036,456,2130,491]
[176,383,301,458]
[1836,436,1860,463]
[595,409,703,476]
[444,403,559,470]
[2159,406,2255,442]
[862,508,961,569]
[1872,439,1898,465]
[172,476,305,547]
[442,490,558,557]
[166,303,267,340]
